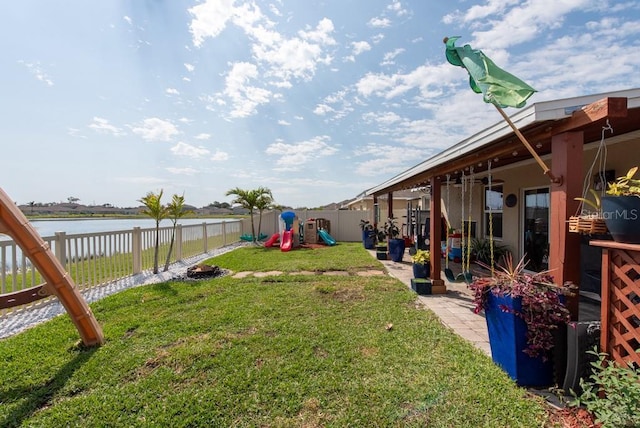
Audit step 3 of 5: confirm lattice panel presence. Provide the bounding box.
[605,248,640,367]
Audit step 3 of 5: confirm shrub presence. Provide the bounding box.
[571,347,640,427]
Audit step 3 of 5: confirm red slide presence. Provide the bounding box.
[280,230,293,252]
[264,233,280,247]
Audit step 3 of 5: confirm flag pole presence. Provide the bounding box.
[492,103,562,184]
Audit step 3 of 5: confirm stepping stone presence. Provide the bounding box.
[323,271,350,276]
[253,271,284,277]
[232,271,253,279]
[356,270,385,276]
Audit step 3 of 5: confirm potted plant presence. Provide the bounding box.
[359,219,375,249]
[384,217,405,262]
[601,166,640,243]
[469,254,575,387]
[411,249,431,279]
[469,237,510,267]
[374,225,388,260]
[569,188,608,235]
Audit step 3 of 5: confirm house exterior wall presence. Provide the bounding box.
[439,134,640,263]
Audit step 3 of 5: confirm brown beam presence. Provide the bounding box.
[429,176,445,292]
[552,97,627,135]
[548,131,584,321]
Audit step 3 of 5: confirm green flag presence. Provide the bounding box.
[444,36,536,108]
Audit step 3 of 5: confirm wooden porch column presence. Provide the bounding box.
[429,177,445,292]
[549,131,583,320]
[373,195,379,227]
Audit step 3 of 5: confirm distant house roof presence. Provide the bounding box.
[365,87,640,197]
[344,189,425,208]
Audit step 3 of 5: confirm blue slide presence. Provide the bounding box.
[318,229,336,246]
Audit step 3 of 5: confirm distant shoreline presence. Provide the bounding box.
[18,203,250,219]
[25,214,247,220]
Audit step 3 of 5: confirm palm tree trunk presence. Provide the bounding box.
[153,226,160,274]
[250,209,257,244]
[163,225,177,272]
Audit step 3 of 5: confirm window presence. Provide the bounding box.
[484,185,503,239]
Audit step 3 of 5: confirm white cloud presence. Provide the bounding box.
[372,33,385,44]
[387,0,409,16]
[445,0,593,50]
[362,111,402,126]
[269,4,282,17]
[368,17,391,28]
[266,136,338,169]
[313,104,334,116]
[123,16,132,26]
[131,118,179,142]
[353,143,427,176]
[67,127,87,139]
[166,88,180,95]
[222,62,272,118]
[194,133,211,140]
[18,60,53,86]
[166,167,198,175]
[381,48,405,66]
[88,117,124,136]
[210,151,229,161]
[170,142,210,158]
[355,63,451,101]
[278,120,291,126]
[352,41,371,56]
[252,18,336,82]
[184,63,195,72]
[188,0,236,47]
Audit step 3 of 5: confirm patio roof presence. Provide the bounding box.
[365,87,640,196]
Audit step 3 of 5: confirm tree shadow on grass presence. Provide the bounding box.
[0,346,97,427]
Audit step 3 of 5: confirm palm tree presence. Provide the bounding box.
[138,190,166,274]
[255,190,274,240]
[225,186,272,244]
[163,193,192,272]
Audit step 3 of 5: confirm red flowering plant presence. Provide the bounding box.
[469,254,576,360]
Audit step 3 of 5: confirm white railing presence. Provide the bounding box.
[0,220,244,315]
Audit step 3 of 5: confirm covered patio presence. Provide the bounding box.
[365,87,640,367]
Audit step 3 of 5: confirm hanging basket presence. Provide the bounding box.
[568,216,608,235]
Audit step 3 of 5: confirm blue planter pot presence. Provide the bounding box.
[485,293,554,387]
[362,230,375,249]
[412,263,430,279]
[601,196,640,244]
[388,239,406,262]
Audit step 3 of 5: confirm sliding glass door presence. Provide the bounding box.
[523,188,549,272]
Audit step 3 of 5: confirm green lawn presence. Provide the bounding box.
[0,243,554,427]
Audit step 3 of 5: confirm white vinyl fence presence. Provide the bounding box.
[0,220,246,315]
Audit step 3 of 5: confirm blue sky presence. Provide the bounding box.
[2,1,640,209]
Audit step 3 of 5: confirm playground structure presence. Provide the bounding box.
[264,214,336,250]
[0,187,104,346]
